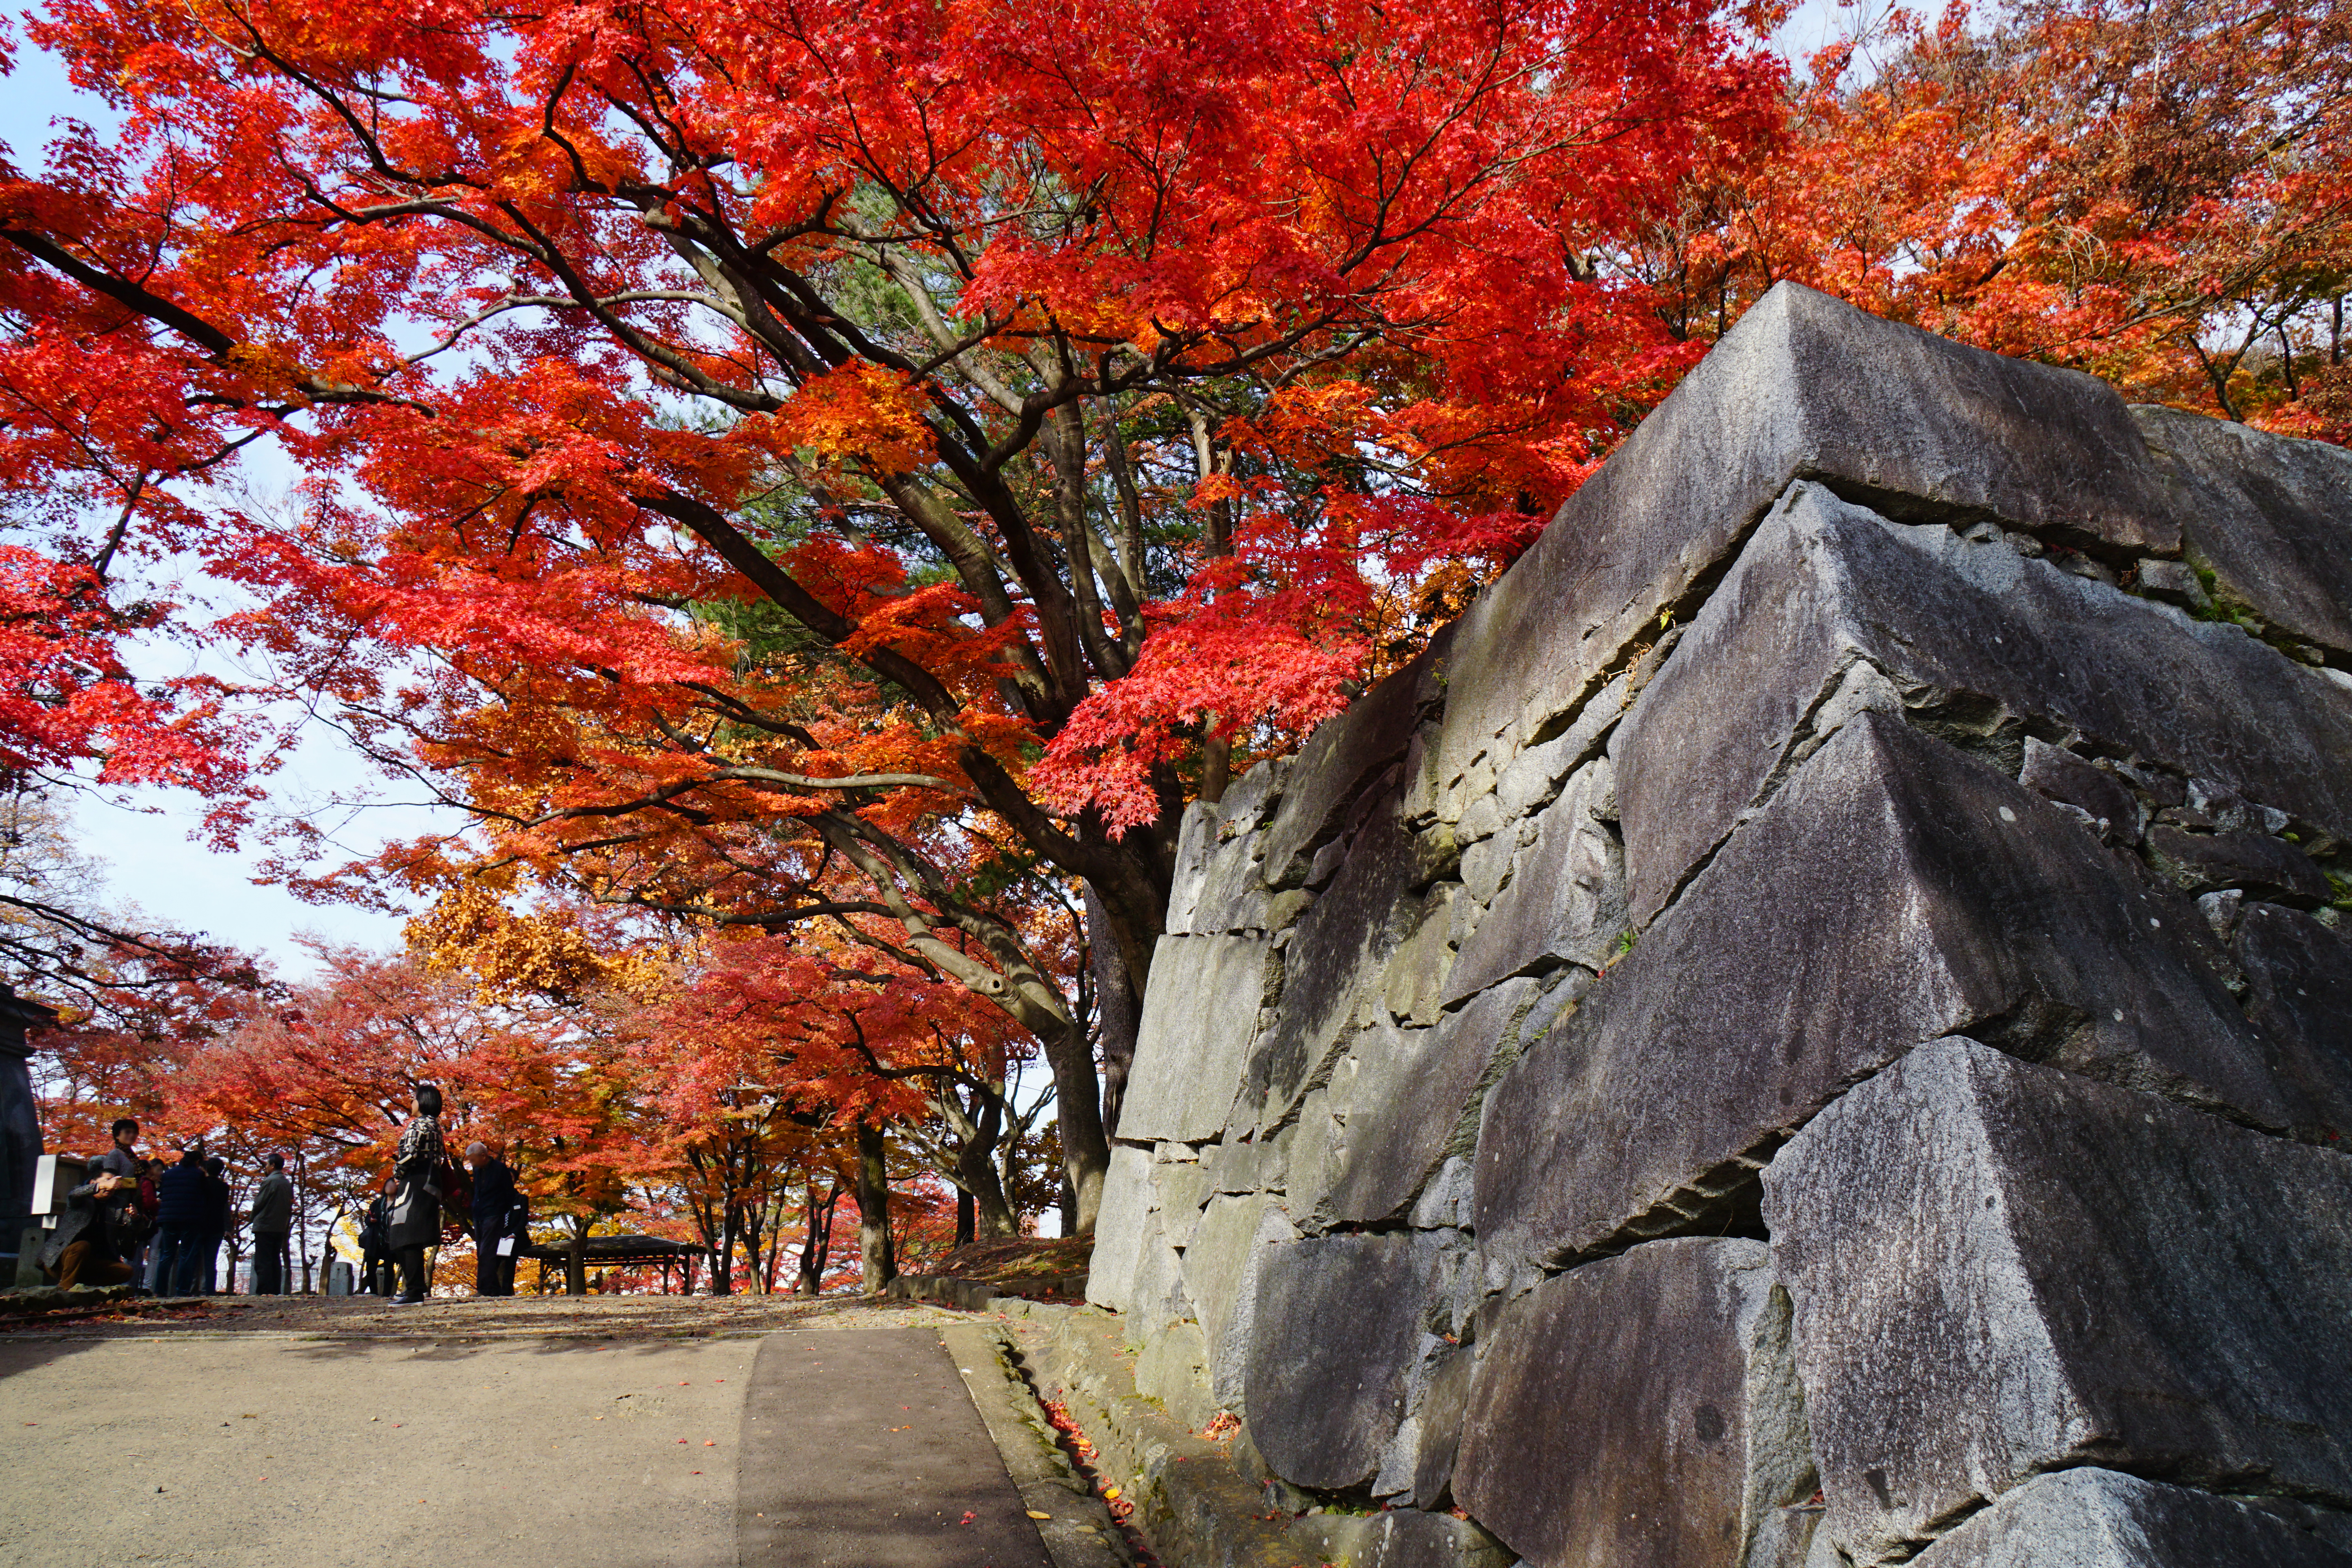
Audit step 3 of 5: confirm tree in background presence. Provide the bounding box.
[1635,0,2352,436]
[0,0,1786,1227]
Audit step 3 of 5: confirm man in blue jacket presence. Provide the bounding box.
[152,1146,212,1297]
[466,1142,527,1298]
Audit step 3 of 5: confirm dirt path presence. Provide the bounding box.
[0,1298,1050,1568]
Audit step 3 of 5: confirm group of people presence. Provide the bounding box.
[38,1085,530,1306]
[355,1085,532,1306]
[37,1118,296,1295]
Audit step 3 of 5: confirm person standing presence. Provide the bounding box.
[92,1120,152,1286]
[465,1142,526,1298]
[152,1146,211,1296]
[359,1190,393,1296]
[249,1154,294,1296]
[198,1155,232,1294]
[386,1084,445,1306]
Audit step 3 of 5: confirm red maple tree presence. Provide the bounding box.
[2,0,1784,1226]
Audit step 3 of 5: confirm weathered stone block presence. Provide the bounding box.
[2145,824,2332,904]
[1151,1161,1214,1250]
[1476,712,2311,1280]
[2019,738,2141,844]
[1444,759,1626,1002]
[1384,888,1458,1027]
[1410,1345,1476,1509]
[1453,1239,1817,1568]
[1325,978,1540,1226]
[1120,934,1278,1143]
[1615,482,2352,927]
[1908,1469,2352,1568]
[1085,1143,1154,1311]
[1134,1318,1221,1434]
[1262,650,1433,889]
[1437,283,2179,791]
[1349,1507,1515,1568]
[1244,1232,1448,1490]
[1228,799,1420,1137]
[2137,403,2352,658]
[1124,1204,1193,1343]
[1206,1127,1292,1196]
[1181,1192,1298,1412]
[2236,901,2352,1138]
[1163,800,1223,935]
[1764,1038,2352,1565]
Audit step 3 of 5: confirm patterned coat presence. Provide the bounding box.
[386,1112,445,1250]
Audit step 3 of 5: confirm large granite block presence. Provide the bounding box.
[2137,403,2352,658]
[1909,1469,2352,1568]
[1437,282,2178,790]
[2234,901,2352,1139]
[1444,759,1626,1002]
[1452,1239,1817,1568]
[1261,649,1433,888]
[1119,934,1278,1143]
[1475,712,2310,1281]
[1615,482,2352,926]
[1085,1143,1154,1311]
[1244,1232,1448,1490]
[1228,797,1420,1136]
[1324,979,1541,1226]
[1123,1203,1193,1343]
[1764,1038,2352,1565]
[1180,1192,1298,1412]
[1168,760,1291,935]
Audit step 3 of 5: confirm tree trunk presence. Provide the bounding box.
[798,1180,837,1296]
[565,1219,588,1297]
[1053,1023,1111,1235]
[855,1124,896,1292]
[715,1200,739,1296]
[955,1130,1018,1242]
[1087,882,1141,1148]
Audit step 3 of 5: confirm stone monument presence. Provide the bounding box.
[1087,283,2352,1567]
[0,981,59,1283]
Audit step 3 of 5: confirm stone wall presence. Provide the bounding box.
[1084,282,2352,1568]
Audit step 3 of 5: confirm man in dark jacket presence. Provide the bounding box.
[39,1160,136,1289]
[466,1142,527,1297]
[198,1156,232,1294]
[152,1146,212,1297]
[249,1154,294,1295]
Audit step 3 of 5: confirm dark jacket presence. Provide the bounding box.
[386,1114,445,1250]
[155,1154,210,1227]
[37,1173,120,1272]
[250,1171,294,1234]
[469,1158,526,1240]
[201,1169,232,1237]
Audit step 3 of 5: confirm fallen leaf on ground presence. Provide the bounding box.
[1027,1511,1053,1520]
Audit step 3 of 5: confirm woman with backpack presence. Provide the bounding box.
[385,1083,446,1305]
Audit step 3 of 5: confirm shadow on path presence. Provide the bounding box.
[739,1328,1050,1568]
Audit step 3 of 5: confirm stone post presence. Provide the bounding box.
[0,983,58,1285]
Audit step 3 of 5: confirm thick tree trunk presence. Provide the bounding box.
[958,1140,1017,1243]
[714,1200,739,1296]
[797,1180,836,1296]
[1087,882,1141,1146]
[855,1125,896,1292]
[565,1219,588,1296]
